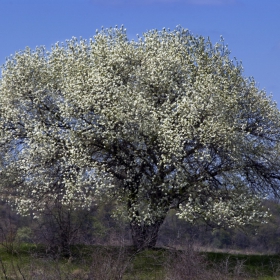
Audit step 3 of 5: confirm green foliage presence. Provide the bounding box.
[15,227,32,243]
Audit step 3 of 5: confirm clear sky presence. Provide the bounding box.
[1,0,279,106]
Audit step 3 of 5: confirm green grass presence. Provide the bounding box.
[205,252,280,277]
[1,244,280,279]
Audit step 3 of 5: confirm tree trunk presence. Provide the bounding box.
[130,218,165,251]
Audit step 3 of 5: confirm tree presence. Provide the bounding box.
[1,26,280,250]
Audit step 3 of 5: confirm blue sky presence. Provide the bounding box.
[0,0,279,106]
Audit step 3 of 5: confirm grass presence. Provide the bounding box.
[0,244,280,279]
[206,252,280,277]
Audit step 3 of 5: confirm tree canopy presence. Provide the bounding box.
[1,26,280,249]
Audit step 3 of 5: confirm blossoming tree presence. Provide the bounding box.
[1,26,280,250]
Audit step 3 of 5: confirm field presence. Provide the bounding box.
[1,244,280,279]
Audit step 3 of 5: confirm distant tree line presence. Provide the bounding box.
[0,198,280,256]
